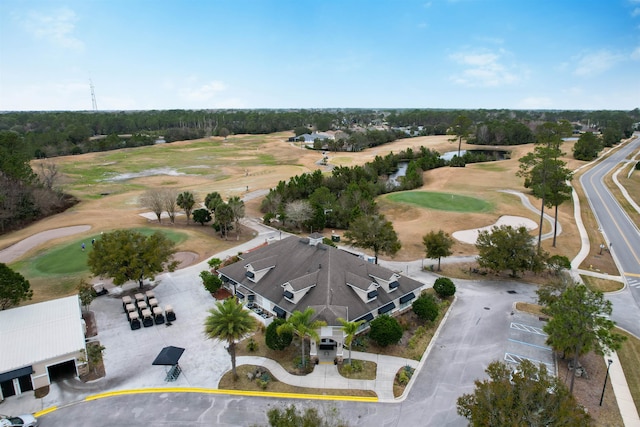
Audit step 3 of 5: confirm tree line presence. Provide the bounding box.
[1,108,636,159]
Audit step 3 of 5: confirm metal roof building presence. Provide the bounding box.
[0,295,87,400]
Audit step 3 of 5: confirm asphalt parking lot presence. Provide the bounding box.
[504,311,555,375]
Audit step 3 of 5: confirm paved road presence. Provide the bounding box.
[579,133,640,336]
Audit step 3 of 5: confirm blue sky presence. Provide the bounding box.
[1,0,639,111]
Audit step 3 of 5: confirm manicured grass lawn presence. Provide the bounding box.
[385,191,493,213]
[11,227,187,278]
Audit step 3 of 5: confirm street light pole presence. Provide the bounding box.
[599,358,613,406]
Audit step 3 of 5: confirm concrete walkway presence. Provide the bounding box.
[237,351,418,402]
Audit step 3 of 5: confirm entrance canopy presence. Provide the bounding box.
[152,346,185,366]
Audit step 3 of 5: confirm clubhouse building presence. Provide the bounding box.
[217,233,427,363]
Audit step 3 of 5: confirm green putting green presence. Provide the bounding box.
[385,191,493,213]
[13,228,187,278]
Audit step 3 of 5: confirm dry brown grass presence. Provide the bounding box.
[616,328,640,413]
[581,275,625,293]
[235,327,311,376]
[218,365,376,398]
[515,302,546,317]
[604,163,640,230]
[3,134,589,274]
[557,352,624,426]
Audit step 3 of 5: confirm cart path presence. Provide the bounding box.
[0,225,92,263]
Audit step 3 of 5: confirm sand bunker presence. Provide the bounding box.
[452,215,538,245]
[172,251,199,269]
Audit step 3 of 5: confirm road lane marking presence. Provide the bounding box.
[588,173,640,265]
[504,352,554,373]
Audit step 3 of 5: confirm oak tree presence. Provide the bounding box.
[457,360,592,426]
[344,214,401,264]
[422,230,454,271]
[476,225,546,277]
[87,229,179,288]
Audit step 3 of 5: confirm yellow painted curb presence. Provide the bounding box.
[34,406,57,417]
[85,387,378,403]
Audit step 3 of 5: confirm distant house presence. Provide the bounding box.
[291,132,335,146]
[217,234,426,363]
[0,296,87,400]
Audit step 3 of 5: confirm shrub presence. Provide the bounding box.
[350,359,363,373]
[433,277,456,297]
[207,257,222,270]
[397,369,409,385]
[412,294,439,322]
[265,318,293,350]
[256,371,271,389]
[200,270,222,294]
[293,356,312,371]
[369,315,403,347]
[247,337,258,352]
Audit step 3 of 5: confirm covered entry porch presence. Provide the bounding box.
[311,326,344,364]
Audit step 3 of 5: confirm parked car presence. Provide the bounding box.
[0,414,38,427]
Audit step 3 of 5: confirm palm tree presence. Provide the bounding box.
[277,308,326,368]
[337,318,364,365]
[204,298,255,380]
[176,191,196,224]
[227,196,245,240]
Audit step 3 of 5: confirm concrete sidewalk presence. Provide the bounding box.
[237,351,418,402]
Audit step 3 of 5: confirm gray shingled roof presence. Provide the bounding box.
[218,236,425,325]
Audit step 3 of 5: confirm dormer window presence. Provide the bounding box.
[389,281,399,290]
[245,271,255,279]
[367,290,378,300]
[283,290,294,300]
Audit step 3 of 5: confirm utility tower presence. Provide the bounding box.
[90,79,98,111]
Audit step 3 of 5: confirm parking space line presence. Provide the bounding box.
[507,338,552,351]
[510,322,547,336]
[504,352,554,373]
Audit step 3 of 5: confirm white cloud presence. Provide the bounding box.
[572,50,625,76]
[632,7,640,17]
[448,48,522,87]
[20,7,84,51]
